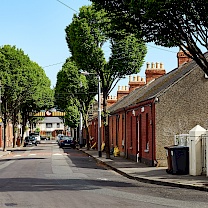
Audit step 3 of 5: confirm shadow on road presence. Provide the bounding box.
[0,177,140,192]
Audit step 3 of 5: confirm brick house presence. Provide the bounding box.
[0,121,14,148]
[107,51,208,166]
[86,50,208,167]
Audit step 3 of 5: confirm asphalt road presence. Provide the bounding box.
[0,143,207,208]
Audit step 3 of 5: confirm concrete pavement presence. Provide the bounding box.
[1,145,208,192]
[79,148,208,192]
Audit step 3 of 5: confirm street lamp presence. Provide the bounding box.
[81,71,102,157]
[97,75,102,157]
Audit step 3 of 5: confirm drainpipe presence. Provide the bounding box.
[151,99,157,166]
[124,108,127,159]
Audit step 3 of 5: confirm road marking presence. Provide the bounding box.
[97,178,109,181]
[53,153,62,156]
[0,160,15,170]
[13,155,21,157]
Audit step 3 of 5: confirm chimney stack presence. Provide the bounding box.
[177,48,192,67]
[107,95,117,107]
[128,75,146,92]
[117,85,129,100]
[145,62,166,84]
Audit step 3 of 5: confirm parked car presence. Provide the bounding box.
[29,132,41,144]
[56,134,64,145]
[24,136,37,147]
[58,136,76,148]
[40,136,50,140]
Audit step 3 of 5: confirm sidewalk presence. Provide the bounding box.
[0,146,25,157]
[1,145,208,192]
[79,148,208,192]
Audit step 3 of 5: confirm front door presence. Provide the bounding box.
[136,115,142,162]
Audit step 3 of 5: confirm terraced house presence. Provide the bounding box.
[86,50,208,167]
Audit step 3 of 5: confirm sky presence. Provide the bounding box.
[0,0,179,97]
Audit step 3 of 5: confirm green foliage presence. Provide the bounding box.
[91,0,208,73]
[0,45,54,125]
[55,58,97,128]
[65,3,147,155]
[66,4,147,98]
[35,127,40,133]
[64,99,80,128]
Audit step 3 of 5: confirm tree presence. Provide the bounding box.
[0,45,54,148]
[55,58,97,149]
[65,4,147,158]
[91,0,208,74]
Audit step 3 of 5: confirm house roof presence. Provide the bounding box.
[40,117,64,123]
[108,53,208,114]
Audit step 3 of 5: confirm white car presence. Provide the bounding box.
[29,133,41,144]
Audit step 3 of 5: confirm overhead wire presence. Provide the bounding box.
[56,0,78,13]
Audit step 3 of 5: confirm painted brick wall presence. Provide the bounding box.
[155,66,208,166]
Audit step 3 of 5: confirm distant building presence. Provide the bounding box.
[35,117,65,139]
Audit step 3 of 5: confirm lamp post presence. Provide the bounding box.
[81,71,102,157]
[97,75,102,157]
[79,111,83,147]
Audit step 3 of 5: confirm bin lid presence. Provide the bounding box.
[164,145,178,150]
[168,145,189,150]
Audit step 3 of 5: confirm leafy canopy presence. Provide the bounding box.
[91,0,208,74]
[65,4,147,97]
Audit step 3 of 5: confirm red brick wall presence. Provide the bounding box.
[0,125,2,147]
[86,100,156,166]
[125,101,155,166]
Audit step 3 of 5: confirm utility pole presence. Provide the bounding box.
[97,75,102,157]
[79,112,83,147]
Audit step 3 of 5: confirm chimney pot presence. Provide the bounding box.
[137,76,141,81]
[147,62,150,69]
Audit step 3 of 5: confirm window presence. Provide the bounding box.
[57,123,60,128]
[46,123,52,128]
[130,116,133,147]
[146,113,149,150]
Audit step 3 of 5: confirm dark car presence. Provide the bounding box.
[24,136,37,147]
[59,136,76,148]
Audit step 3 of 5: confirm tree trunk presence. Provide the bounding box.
[103,92,110,159]
[12,111,17,148]
[21,110,27,145]
[83,115,90,150]
[3,101,7,151]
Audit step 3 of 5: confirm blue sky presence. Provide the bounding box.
[0,0,179,96]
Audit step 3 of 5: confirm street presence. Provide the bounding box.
[0,143,207,208]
